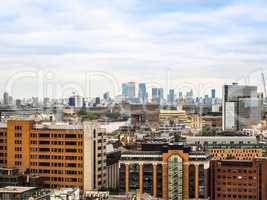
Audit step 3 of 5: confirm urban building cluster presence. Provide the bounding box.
[0,82,267,200]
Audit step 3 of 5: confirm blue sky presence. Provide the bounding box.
[0,0,267,98]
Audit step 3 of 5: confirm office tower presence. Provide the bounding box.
[127,82,135,98]
[158,88,164,100]
[122,83,128,99]
[3,92,9,105]
[138,83,147,103]
[211,89,216,99]
[152,88,158,98]
[68,95,83,108]
[0,120,107,191]
[167,89,175,104]
[122,82,136,99]
[222,83,262,131]
[119,144,210,199]
[95,97,101,105]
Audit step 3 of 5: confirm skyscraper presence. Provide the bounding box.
[152,88,158,99]
[158,88,164,100]
[3,92,8,105]
[211,89,216,99]
[222,83,262,131]
[122,82,136,99]
[167,89,175,104]
[138,83,147,103]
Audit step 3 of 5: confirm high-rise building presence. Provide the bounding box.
[222,83,262,131]
[0,120,107,192]
[152,88,158,98]
[122,82,136,100]
[68,95,84,108]
[138,83,147,103]
[211,89,216,99]
[3,92,9,105]
[167,89,175,104]
[158,88,164,100]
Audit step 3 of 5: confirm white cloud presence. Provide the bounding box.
[0,0,266,98]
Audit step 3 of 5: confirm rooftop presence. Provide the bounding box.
[0,186,36,193]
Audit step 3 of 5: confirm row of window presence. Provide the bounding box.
[30,155,83,160]
[30,133,83,138]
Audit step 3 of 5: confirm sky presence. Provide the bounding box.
[0,0,267,99]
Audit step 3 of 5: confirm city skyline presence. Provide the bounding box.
[0,0,267,98]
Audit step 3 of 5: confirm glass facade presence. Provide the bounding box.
[168,155,183,200]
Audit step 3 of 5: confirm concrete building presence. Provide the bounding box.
[222,83,262,131]
[119,144,210,200]
[0,119,107,191]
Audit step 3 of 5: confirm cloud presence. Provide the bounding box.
[0,0,266,98]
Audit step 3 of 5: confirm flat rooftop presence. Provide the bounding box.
[0,186,36,193]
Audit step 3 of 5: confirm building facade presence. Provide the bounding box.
[222,83,262,131]
[210,158,267,200]
[0,119,107,191]
[119,144,210,200]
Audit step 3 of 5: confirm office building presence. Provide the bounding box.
[3,92,9,105]
[222,83,262,131]
[122,82,136,100]
[210,158,267,200]
[211,89,216,99]
[158,88,164,100]
[151,88,158,99]
[0,119,107,191]
[167,89,175,104]
[68,95,84,108]
[119,144,210,200]
[138,83,147,103]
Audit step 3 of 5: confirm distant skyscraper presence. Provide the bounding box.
[138,83,147,103]
[128,82,136,98]
[179,92,183,98]
[168,89,175,104]
[222,83,262,131]
[122,82,136,99]
[158,88,164,100]
[3,92,8,105]
[68,95,83,108]
[95,97,101,105]
[122,83,128,99]
[211,89,216,99]
[152,88,158,99]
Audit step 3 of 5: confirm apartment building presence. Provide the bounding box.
[0,119,107,191]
